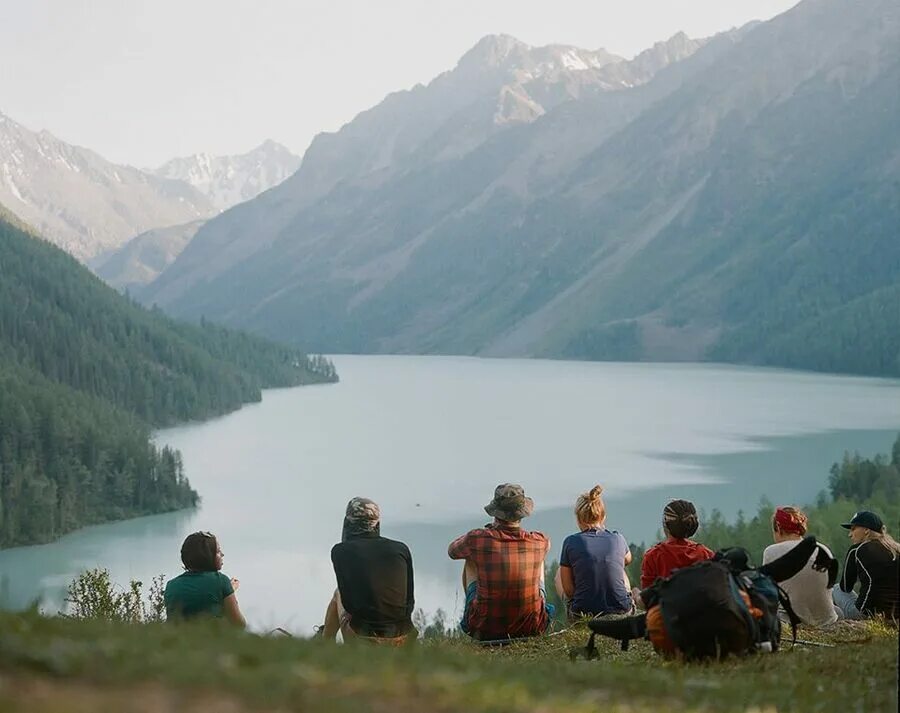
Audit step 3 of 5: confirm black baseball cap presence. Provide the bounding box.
[841,510,884,531]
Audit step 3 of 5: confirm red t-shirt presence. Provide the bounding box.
[640,538,715,589]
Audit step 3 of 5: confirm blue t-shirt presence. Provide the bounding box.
[560,528,632,615]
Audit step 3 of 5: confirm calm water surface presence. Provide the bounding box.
[2,356,899,632]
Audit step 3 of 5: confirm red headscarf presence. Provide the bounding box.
[774,507,807,535]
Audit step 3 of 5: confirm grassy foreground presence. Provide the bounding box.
[0,612,896,713]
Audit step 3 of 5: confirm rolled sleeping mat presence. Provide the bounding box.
[758,535,819,583]
[587,613,647,641]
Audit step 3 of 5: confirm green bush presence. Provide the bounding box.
[64,568,165,623]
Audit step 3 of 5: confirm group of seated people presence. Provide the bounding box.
[163,483,900,643]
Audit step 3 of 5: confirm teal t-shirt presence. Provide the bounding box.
[164,571,234,620]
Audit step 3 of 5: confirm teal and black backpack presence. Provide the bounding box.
[579,536,834,661]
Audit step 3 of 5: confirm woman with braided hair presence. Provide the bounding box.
[634,499,714,605]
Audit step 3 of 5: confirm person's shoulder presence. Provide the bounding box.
[382,536,413,554]
[643,541,665,557]
[458,527,487,540]
[762,542,783,562]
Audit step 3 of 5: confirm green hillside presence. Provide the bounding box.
[0,214,336,546]
[0,611,895,713]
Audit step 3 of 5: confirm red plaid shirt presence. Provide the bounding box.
[448,523,550,639]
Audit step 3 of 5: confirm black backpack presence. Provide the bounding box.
[579,536,832,661]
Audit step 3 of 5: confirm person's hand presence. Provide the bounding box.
[231,577,240,592]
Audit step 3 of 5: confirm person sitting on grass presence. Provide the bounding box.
[554,485,633,620]
[763,506,838,627]
[633,499,714,606]
[832,510,900,621]
[322,497,415,644]
[164,531,246,627]
[448,483,553,641]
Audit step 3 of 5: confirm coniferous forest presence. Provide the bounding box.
[0,213,337,547]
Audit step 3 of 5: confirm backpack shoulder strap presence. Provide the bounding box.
[775,582,801,646]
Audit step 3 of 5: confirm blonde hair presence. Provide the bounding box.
[865,527,900,558]
[575,485,606,528]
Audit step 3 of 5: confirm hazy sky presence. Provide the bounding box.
[1,0,800,167]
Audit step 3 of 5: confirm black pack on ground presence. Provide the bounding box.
[583,536,819,661]
[658,558,758,658]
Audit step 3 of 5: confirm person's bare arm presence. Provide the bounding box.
[557,565,575,599]
[624,549,633,566]
[223,594,246,628]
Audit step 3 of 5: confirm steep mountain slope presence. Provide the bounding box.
[92,220,205,292]
[0,113,215,260]
[153,140,300,211]
[142,33,702,307]
[0,210,336,545]
[143,0,899,377]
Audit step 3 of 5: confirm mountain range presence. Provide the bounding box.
[138,0,900,377]
[152,139,301,211]
[0,113,298,263]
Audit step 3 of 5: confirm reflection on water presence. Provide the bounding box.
[0,356,898,633]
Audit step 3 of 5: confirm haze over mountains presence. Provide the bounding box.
[0,113,298,264]
[137,0,899,377]
[0,111,214,261]
[152,140,301,212]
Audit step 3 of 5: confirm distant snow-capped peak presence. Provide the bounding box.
[154,141,301,211]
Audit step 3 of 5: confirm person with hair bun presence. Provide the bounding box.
[638,499,714,592]
[763,506,838,627]
[164,531,246,627]
[554,485,633,620]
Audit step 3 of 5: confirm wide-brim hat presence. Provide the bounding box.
[841,510,883,532]
[484,483,534,521]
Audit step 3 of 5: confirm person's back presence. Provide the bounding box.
[561,527,632,616]
[763,506,837,627]
[449,522,549,639]
[322,497,415,643]
[165,570,234,619]
[555,486,633,618]
[763,539,837,626]
[641,538,715,588]
[331,533,414,637]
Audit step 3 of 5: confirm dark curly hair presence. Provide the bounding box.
[180,531,219,572]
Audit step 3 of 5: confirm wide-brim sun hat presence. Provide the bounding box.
[484,483,534,521]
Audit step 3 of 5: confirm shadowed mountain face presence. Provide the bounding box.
[141,0,900,377]
[91,220,206,293]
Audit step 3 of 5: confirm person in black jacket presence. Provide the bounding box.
[832,510,899,620]
[321,497,415,643]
